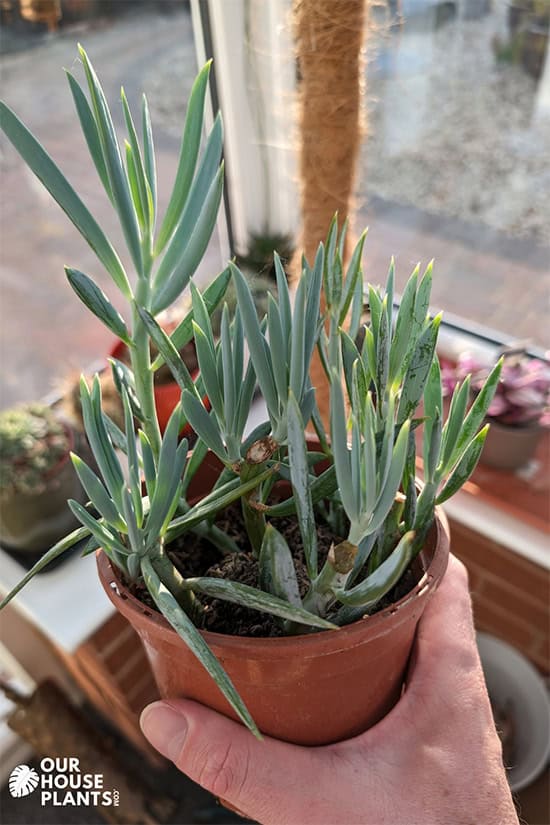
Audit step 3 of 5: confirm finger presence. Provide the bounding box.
[140,698,332,825]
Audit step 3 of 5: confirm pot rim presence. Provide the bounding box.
[97,505,450,657]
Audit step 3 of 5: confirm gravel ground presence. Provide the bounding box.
[364,1,550,244]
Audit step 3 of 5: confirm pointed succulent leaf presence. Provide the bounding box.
[259,525,302,608]
[0,526,89,610]
[152,163,224,313]
[140,555,260,737]
[78,46,142,274]
[338,230,367,326]
[449,359,503,467]
[65,267,130,344]
[366,421,410,537]
[155,61,212,254]
[68,499,129,557]
[121,87,152,228]
[155,115,223,291]
[389,266,418,384]
[166,466,275,540]
[141,93,157,217]
[436,425,489,504]
[287,392,318,578]
[0,101,131,297]
[65,70,112,200]
[184,577,336,630]
[181,390,226,462]
[334,531,415,609]
[71,453,124,530]
[152,267,231,371]
[231,264,278,414]
[440,377,471,472]
[137,306,195,394]
[397,314,441,426]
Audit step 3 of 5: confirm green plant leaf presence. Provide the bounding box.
[155,114,223,292]
[152,267,231,372]
[0,526,89,609]
[121,485,144,555]
[449,358,503,468]
[366,421,410,537]
[155,61,212,254]
[65,267,130,344]
[121,87,152,228]
[125,141,145,229]
[120,385,142,526]
[287,392,318,578]
[140,555,260,737]
[193,322,223,419]
[184,577,336,630]
[146,404,184,541]
[0,101,131,298]
[71,453,124,530]
[388,266,418,384]
[152,162,224,313]
[78,45,142,275]
[68,499,129,556]
[330,372,356,520]
[109,357,143,422]
[137,306,196,394]
[141,93,157,219]
[436,425,489,504]
[80,377,124,511]
[138,430,157,500]
[232,264,278,414]
[440,377,471,471]
[65,70,112,201]
[259,525,302,608]
[166,466,275,540]
[338,230,366,326]
[181,390,226,462]
[397,314,441,426]
[334,530,415,610]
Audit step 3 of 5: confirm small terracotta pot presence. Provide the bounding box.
[97,450,450,746]
[481,419,543,470]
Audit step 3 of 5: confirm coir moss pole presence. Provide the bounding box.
[292,0,367,423]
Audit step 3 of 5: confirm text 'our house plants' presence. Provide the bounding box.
[0,49,502,744]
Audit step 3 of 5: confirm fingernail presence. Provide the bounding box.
[140,702,187,762]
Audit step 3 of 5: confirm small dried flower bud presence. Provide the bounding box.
[328,541,359,574]
[246,436,278,464]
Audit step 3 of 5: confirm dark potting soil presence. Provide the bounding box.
[127,503,423,638]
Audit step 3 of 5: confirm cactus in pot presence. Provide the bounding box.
[0,49,502,741]
[0,403,86,553]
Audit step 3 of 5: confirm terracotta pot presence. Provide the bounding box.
[481,418,543,470]
[97,449,450,745]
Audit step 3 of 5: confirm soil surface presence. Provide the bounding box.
[128,503,423,637]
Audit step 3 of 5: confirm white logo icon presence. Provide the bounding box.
[8,764,40,798]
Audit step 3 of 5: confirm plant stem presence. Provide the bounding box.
[239,436,278,556]
[152,541,203,623]
[131,278,162,460]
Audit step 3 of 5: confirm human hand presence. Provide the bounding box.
[140,555,518,825]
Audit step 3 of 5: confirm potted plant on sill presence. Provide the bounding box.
[0,403,87,561]
[445,349,550,471]
[0,48,502,744]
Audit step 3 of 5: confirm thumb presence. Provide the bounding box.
[140,698,326,824]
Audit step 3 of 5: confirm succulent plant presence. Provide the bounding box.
[0,404,71,496]
[444,350,550,427]
[0,49,502,737]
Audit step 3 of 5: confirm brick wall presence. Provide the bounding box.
[450,520,550,673]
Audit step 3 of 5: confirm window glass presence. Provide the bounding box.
[360,0,549,349]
